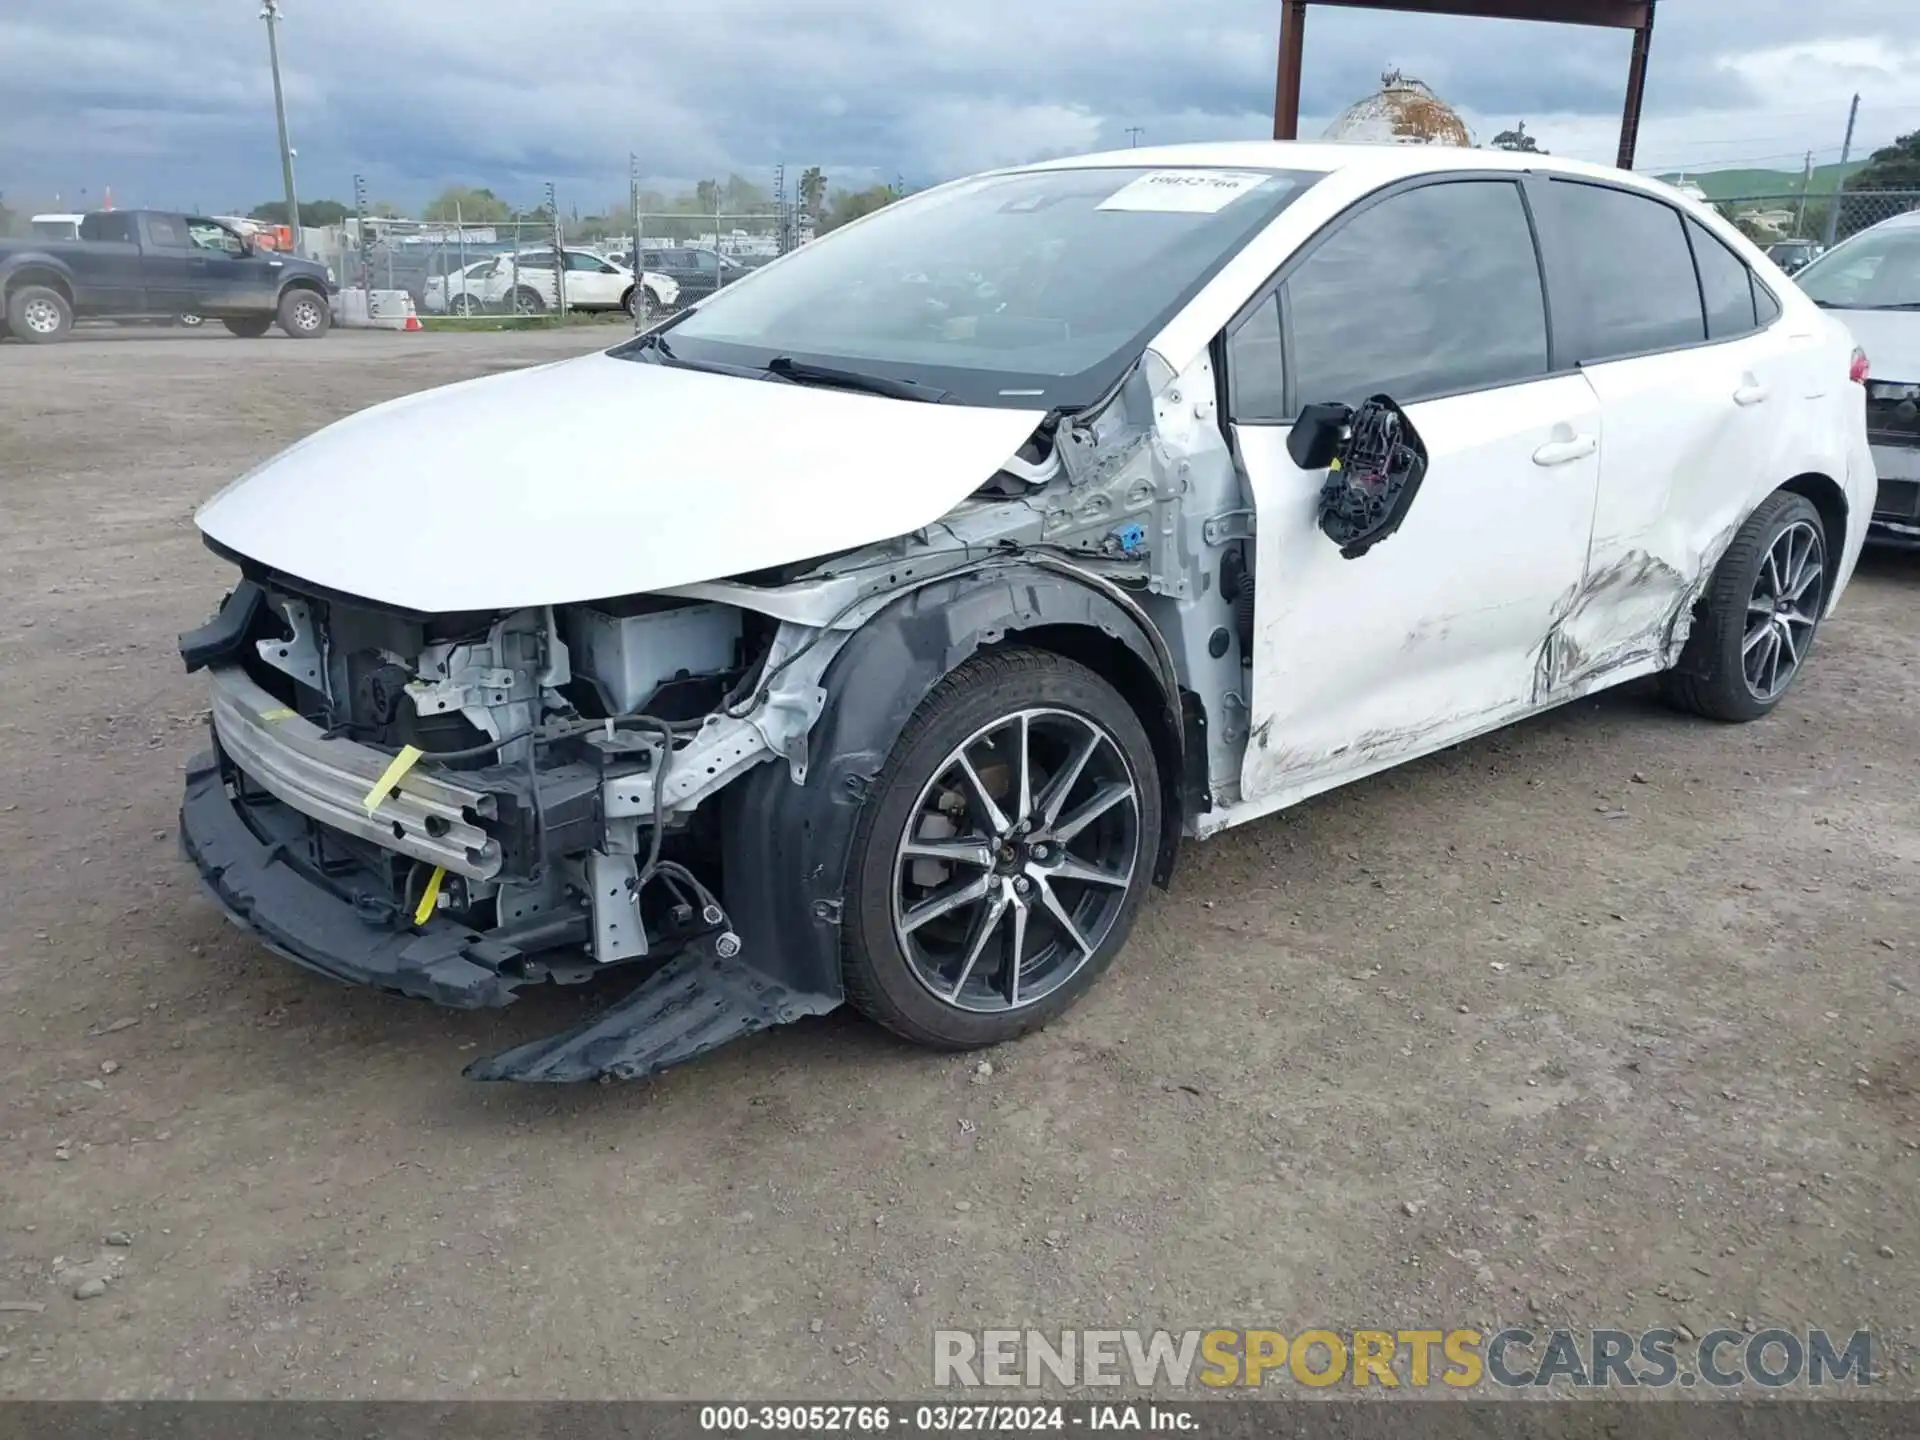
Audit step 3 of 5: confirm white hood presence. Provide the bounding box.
[1835,308,1920,384]
[195,351,1046,613]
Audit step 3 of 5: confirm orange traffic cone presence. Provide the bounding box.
[402,296,423,332]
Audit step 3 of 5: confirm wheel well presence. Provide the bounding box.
[1779,472,1848,601]
[280,278,327,300]
[1004,624,1185,886]
[6,268,74,307]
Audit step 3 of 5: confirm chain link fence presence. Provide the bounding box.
[1711,189,1920,255]
[310,192,810,327]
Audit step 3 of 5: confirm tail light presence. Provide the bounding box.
[1850,347,1870,384]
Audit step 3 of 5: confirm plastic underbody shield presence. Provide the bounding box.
[182,746,840,1083]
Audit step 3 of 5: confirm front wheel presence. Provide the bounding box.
[510,287,546,316]
[841,648,1162,1050]
[448,293,481,317]
[277,289,331,339]
[1664,491,1828,722]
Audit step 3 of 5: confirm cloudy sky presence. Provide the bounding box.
[2,0,1917,216]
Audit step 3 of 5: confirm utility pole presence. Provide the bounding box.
[1825,92,1860,249]
[630,153,643,332]
[1125,126,1145,148]
[260,1,300,232]
[1794,149,1814,235]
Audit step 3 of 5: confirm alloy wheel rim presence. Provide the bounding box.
[292,298,322,331]
[1743,520,1824,702]
[24,299,61,333]
[892,708,1141,1014]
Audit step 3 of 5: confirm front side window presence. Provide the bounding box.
[187,218,244,254]
[1544,181,1704,360]
[621,165,1319,409]
[1795,226,1920,311]
[565,251,606,272]
[1284,179,1549,412]
[1688,218,1759,339]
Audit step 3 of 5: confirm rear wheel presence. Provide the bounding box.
[1664,490,1828,722]
[841,648,1161,1050]
[6,285,72,343]
[224,316,273,338]
[277,289,330,339]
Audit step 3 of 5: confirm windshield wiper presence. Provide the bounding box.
[624,331,777,381]
[764,355,952,404]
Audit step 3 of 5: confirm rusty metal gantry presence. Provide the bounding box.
[1273,0,1657,169]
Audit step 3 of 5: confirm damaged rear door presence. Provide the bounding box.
[1227,176,1602,804]
[1530,179,1800,685]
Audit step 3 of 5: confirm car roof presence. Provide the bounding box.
[1020,140,1693,199]
[1858,208,1920,234]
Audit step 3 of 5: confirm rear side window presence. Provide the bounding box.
[79,213,133,243]
[145,214,188,249]
[1753,278,1782,325]
[1283,179,1549,411]
[1544,181,1704,360]
[1688,219,1758,338]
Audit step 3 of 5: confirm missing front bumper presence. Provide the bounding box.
[180,748,841,1081]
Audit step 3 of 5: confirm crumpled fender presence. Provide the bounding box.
[721,559,1184,1002]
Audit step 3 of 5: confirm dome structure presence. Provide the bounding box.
[1323,70,1473,147]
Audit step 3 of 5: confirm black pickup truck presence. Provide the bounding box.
[0,210,335,343]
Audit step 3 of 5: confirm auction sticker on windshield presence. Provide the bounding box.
[1097,170,1273,214]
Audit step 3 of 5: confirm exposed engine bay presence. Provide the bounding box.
[178,342,1260,1080]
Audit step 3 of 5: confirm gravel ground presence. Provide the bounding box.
[0,327,1915,1400]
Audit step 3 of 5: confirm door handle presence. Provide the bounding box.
[1733,379,1770,406]
[1532,433,1597,467]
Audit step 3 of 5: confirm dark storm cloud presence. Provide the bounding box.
[0,0,1914,215]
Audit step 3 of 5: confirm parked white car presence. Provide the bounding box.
[1788,209,1920,544]
[426,249,677,316]
[178,143,1874,1084]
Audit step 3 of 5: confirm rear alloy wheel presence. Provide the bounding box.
[842,648,1161,1050]
[1664,491,1828,722]
[277,289,330,339]
[7,285,73,343]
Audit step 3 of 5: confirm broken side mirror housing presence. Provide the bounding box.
[1287,401,1352,470]
[1307,395,1430,561]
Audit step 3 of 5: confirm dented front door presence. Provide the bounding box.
[1218,175,1602,809]
[1234,379,1602,805]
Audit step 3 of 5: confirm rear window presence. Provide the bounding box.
[1543,180,1705,361]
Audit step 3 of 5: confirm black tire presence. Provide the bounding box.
[277,288,330,339]
[622,285,639,318]
[1664,490,1828,722]
[6,284,73,343]
[224,316,273,338]
[510,286,546,316]
[841,647,1162,1050]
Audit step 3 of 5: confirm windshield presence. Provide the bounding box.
[1795,224,1920,310]
[614,165,1318,408]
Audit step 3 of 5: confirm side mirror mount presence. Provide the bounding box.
[1287,401,1354,470]
[1314,394,1430,561]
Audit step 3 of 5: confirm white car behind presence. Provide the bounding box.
[426,249,678,316]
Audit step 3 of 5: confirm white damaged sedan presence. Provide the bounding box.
[179,143,1876,1082]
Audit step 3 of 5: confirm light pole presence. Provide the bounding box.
[261,0,300,231]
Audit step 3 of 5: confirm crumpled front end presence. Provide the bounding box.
[177,572,849,1081]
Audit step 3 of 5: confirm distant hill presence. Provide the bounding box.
[1658,161,1868,200]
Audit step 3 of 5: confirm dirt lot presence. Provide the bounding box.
[0,327,1915,1400]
